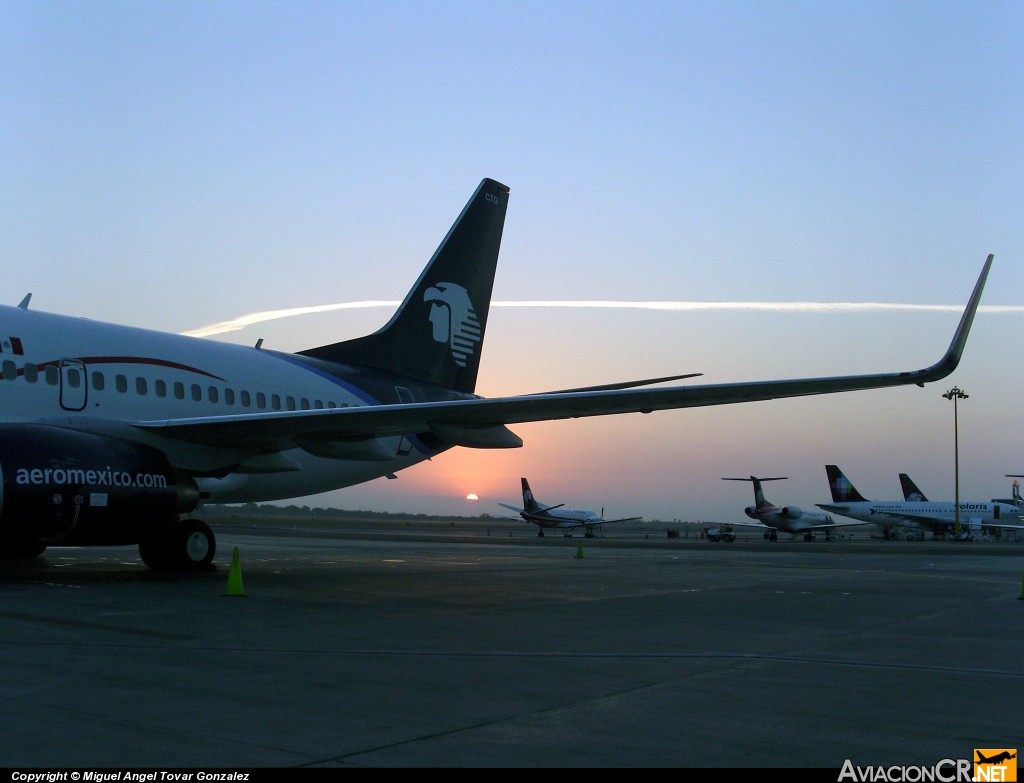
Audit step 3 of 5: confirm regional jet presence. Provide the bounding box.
[498,477,641,537]
[722,475,865,541]
[0,177,994,569]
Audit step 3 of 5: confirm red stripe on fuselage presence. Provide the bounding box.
[28,356,226,381]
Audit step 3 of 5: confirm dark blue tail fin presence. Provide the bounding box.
[899,473,928,501]
[826,465,869,503]
[299,178,510,394]
[521,478,540,512]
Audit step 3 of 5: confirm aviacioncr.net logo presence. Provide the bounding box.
[838,759,973,782]
[974,749,1017,782]
[424,282,481,368]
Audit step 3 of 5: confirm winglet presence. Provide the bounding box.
[909,254,992,386]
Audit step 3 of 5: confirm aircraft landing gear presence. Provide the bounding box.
[0,542,47,559]
[803,532,814,542]
[769,529,778,542]
[537,530,545,537]
[140,518,217,571]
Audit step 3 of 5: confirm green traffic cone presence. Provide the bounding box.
[224,546,246,596]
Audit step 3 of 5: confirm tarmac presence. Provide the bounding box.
[1,517,1022,769]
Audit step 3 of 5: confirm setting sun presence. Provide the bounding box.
[466,493,479,501]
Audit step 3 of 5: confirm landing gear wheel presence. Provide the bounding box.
[179,519,216,570]
[139,538,171,570]
[0,542,47,559]
[139,519,216,571]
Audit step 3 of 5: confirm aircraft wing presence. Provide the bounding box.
[541,373,702,394]
[802,520,869,530]
[496,502,565,513]
[134,255,991,452]
[535,503,566,513]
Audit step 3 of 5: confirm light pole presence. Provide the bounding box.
[942,386,969,537]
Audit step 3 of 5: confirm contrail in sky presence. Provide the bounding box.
[183,301,1023,338]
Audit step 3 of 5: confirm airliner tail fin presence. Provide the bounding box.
[826,465,869,503]
[300,178,510,394]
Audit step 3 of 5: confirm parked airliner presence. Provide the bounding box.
[0,178,993,569]
[817,465,1024,539]
[722,476,865,541]
[498,477,641,537]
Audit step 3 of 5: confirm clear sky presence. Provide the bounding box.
[2,1,1022,522]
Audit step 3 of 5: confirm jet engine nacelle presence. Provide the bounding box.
[780,505,804,520]
[0,424,199,547]
[744,506,759,519]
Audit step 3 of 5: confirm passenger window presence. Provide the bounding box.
[66,368,81,388]
[224,388,235,405]
[174,381,185,400]
[45,366,59,385]
[286,396,296,411]
[240,390,251,407]
[191,384,202,401]
[271,394,281,411]
[24,364,38,383]
[256,392,266,409]
[155,379,167,397]
[116,375,128,393]
[208,386,219,403]
[300,398,310,410]
[136,377,147,395]
[3,360,16,380]
[314,400,323,409]
[91,371,104,390]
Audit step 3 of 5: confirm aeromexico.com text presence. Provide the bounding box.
[15,467,168,489]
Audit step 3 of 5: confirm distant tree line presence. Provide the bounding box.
[201,502,489,522]
[200,502,693,526]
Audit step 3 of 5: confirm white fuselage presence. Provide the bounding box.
[525,508,602,529]
[818,500,1021,531]
[754,508,835,534]
[0,305,447,505]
